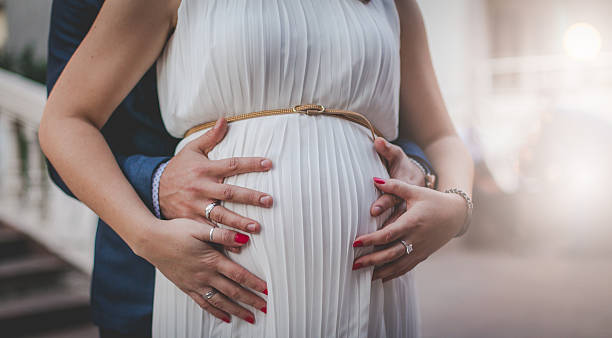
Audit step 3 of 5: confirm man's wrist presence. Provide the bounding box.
[392,139,437,188]
[152,160,170,219]
[406,155,437,189]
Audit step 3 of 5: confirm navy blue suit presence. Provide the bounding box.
[45,0,432,335]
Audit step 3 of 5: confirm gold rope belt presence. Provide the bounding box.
[184,104,382,140]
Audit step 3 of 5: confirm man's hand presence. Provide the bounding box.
[160,118,274,235]
[139,218,268,324]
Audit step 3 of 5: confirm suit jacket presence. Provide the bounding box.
[45,0,431,335]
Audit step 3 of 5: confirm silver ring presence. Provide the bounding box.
[205,200,220,223]
[204,289,218,300]
[209,227,215,242]
[400,240,413,255]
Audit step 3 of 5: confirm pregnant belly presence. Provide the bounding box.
[177,114,391,335]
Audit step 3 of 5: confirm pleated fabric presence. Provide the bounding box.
[154,0,419,337]
[157,0,400,140]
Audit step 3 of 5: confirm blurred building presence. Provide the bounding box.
[0,0,51,60]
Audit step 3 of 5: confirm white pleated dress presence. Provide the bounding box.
[153,0,420,337]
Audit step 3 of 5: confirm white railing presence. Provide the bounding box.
[0,68,96,272]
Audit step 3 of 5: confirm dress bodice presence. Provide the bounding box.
[157,0,401,140]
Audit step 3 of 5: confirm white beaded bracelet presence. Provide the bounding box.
[444,188,473,237]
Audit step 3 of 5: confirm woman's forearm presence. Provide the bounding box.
[394,1,474,195]
[39,115,156,253]
[423,134,474,195]
[38,0,177,253]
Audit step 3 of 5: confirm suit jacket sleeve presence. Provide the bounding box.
[393,139,435,175]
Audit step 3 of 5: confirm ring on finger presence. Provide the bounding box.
[209,227,216,242]
[204,288,218,300]
[400,240,413,255]
[205,200,220,223]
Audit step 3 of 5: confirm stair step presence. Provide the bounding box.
[0,256,67,290]
[0,287,90,337]
[0,228,28,259]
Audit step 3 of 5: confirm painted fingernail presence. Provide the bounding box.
[263,288,268,295]
[223,317,231,323]
[260,195,273,207]
[352,263,362,270]
[246,223,258,232]
[372,206,382,215]
[352,240,363,247]
[261,159,272,169]
[373,177,386,184]
[246,316,255,324]
[260,306,267,314]
[235,233,250,244]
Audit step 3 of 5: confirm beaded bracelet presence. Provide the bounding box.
[444,188,473,237]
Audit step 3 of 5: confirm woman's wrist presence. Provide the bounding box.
[129,217,165,259]
[444,188,473,237]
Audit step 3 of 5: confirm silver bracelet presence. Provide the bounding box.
[444,188,473,237]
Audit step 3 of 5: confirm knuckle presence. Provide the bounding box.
[410,214,424,229]
[228,157,239,171]
[201,252,221,269]
[222,186,234,200]
[213,210,225,224]
[383,228,394,243]
[250,192,262,204]
[221,230,234,243]
[196,272,211,285]
[186,184,201,194]
[385,249,398,261]
[231,269,248,284]
[226,288,242,301]
[389,143,402,153]
[381,195,394,207]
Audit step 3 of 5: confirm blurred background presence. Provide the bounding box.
[0,0,611,337]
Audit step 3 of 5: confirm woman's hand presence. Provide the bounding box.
[137,218,268,324]
[352,178,467,282]
[160,118,274,235]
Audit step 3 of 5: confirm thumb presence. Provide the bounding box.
[186,117,228,155]
[374,137,404,167]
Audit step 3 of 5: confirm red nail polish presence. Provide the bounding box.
[260,306,267,314]
[373,177,386,184]
[247,316,255,324]
[352,240,363,247]
[352,263,362,270]
[263,288,268,295]
[223,317,231,323]
[235,233,250,244]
